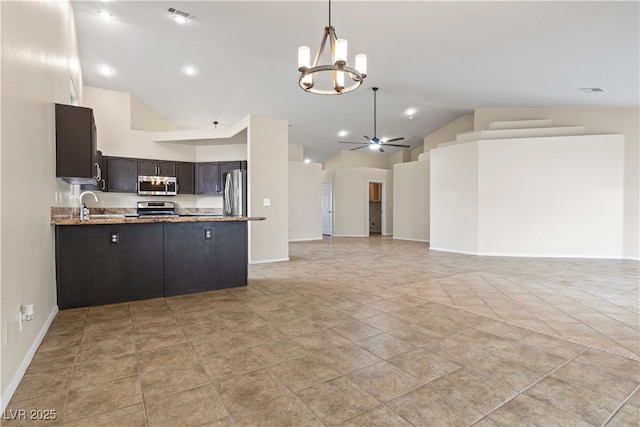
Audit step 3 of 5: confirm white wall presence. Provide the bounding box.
[323,149,391,171]
[431,135,626,258]
[477,136,624,258]
[289,143,304,162]
[289,161,322,241]
[130,96,179,132]
[430,142,479,254]
[393,158,430,242]
[247,115,289,263]
[85,86,196,162]
[424,114,474,151]
[324,168,393,237]
[1,0,82,408]
[474,108,639,259]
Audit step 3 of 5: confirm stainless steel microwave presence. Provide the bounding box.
[137,175,177,196]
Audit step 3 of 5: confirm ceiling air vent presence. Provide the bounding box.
[578,87,605,93]
[168,7,196,22]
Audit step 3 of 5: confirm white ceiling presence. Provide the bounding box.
[72,1,639,162]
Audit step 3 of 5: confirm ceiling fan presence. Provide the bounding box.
[340,87,410,152]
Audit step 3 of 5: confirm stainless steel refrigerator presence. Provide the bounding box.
[223,169,246,216]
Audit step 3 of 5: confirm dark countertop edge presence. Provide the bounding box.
[51,216,266,225]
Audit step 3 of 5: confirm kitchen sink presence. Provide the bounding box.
[89,214,139,218]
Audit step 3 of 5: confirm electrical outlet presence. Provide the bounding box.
[110,232,119,244]
[263,198,271,207]
[205,229,212,239]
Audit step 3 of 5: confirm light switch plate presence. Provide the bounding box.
[263,198,271,206]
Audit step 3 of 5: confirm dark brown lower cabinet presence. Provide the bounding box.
[55,221,248,308]
[163,221,247,296]
[55,223,164,309]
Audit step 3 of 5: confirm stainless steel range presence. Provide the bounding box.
[136,201,178,218]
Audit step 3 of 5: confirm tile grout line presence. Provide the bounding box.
[600,383,640,427]
[481,345,592,423]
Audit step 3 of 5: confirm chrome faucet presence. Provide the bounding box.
[79,191,99,220]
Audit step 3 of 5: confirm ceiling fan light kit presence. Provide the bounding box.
[340,87,411,152]
[297,0,367,95]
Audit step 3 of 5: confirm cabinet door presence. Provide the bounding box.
[218,161,242,195]
[107,157,138,193]
[195,162,220,194]
[80,150,106,192]
[137,159,157,176]
[176,162,195,194]
[55,104,98,184]
[164,222,247,297]
[213,221,248,286]
[158,161,176,177]
[55,224,164,309]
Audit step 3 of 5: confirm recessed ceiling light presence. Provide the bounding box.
[183,65,197,76]
[304,159,311,164]
[97,10,113,19]
[97,64,114,75]
[338,130,348,137]
[578,87,605,93]
[172,15,188,24]
[405,108,416,116]
[168,7,195,24]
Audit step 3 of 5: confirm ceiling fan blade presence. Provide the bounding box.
[381,143,411,148]
[363,135,371,141]
[339,141,368,145]
[385,137,405,143]
[350,146,369,151]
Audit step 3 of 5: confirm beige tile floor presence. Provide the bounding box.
[5,236,640,426]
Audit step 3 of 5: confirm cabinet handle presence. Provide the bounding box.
[94,163,101,181]
[101,179,106,191]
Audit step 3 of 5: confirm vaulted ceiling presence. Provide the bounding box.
[73,1,639,161]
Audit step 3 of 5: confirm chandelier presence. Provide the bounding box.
[297,0,367,95]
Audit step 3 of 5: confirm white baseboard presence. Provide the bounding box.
[430,246,632,260]
[1,305,58,412]
[429,246,478,255]
[249,257,290,265]
[393,236,430,243]
[331,234,369,238]
[289,237,323,242]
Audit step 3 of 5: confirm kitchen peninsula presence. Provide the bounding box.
[51,210,265,309]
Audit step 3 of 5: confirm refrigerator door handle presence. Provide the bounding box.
[223,172,231,215]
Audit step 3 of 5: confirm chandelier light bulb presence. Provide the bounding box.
[334,39,348,65]
[355,54,367,76]
[369,143,380,150]
[301,73,313,89]
[298,46,310,69]
[335,70,345,90]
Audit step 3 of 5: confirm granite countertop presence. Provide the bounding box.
[50,208,265,225]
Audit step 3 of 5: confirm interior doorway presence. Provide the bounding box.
[368,181,383,235]
[322,182,333,236]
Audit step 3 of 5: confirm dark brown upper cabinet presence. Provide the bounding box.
[176,162,195,194]
[195,162,220,195]
[55,103,101,185]
[107,156,137,193]
[80,150,107,192]
[137,159,176,176]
